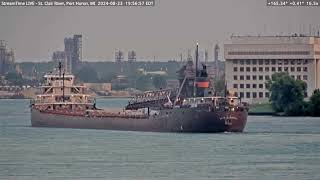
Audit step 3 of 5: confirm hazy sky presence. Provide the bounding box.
[0,0,319,61]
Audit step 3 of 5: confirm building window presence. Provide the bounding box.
[246,75,250,80]
[253,84,257,88]
[240,60,244,65]
[265,67,269,72]
[233,75,238,80]
[246,59,251,65]
[246,92,250,98]
[259,84,263,88]
[253,75,257,80]
[291,75,295,79]
[253,92,257,98]
[303,59,308,64]
[278,67,282,72]
[240,75,244,80]
[297,60,302,64]
[265,75,270,80]
[291,67,295,72]
[278,60,282,65]
[259,92,263,98]
[240,84,244,88]
[272,67,276,72]
[246,67,250,72]
[265,92,270,98]
[297,75,301,80]
[259,76,263,80]
[271,59,276,65]
[259,59,263,65]
[233,67,238,72]
[297,67,301,72]
[233,84,238,88]
[284,67,288,72]
[233,60,238,64]
[291,60,295,65]
[259,67,263,72]
[252,59,257,65]
[303,67,308,72]
[240,67,244,72]
[284,60,289,65]
[265,59,270,65]
[246,84,250,88]
[240,92,244,98]
[253,67,257,72]
[303,75,308,80]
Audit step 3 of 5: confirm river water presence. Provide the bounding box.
[0,99,320,180]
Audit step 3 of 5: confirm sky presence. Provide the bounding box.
[0,0,319,62]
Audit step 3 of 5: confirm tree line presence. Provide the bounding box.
[266,72,320,116]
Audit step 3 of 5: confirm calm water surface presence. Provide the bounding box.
[0,99,320,180]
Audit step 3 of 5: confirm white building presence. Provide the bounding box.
[224,35,320,104]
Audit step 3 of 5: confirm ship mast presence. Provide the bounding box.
[62,71,65,102]
[58,62,62,77]
[194,43,199,97]
[58,62,65,102]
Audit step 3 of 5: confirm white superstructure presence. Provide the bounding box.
[34,70,93,107]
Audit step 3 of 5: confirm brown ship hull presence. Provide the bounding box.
[31,108,247,133]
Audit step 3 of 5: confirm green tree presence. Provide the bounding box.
[308,89,320,116]
[75,66,99,83]
[152,75,167,89]
[266,72,307,116]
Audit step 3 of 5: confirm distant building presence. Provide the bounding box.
[84,83,112,92]
[224,35,320,104]
[205,44,222,84]
[115,50,124,63]
[111,75,130,90]
[128,50,136,62]
[0,40,15,75]
[64,34,82,73]
[213,44,220,78]
[52,51,67,70]
[137,68,167,76]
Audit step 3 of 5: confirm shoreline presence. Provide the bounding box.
[248,112,275,116]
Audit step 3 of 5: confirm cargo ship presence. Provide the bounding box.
[30,45,248,133]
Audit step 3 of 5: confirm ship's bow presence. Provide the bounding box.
[224,111,248,132]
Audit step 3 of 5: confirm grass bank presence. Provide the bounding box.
[249,103,275,115]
